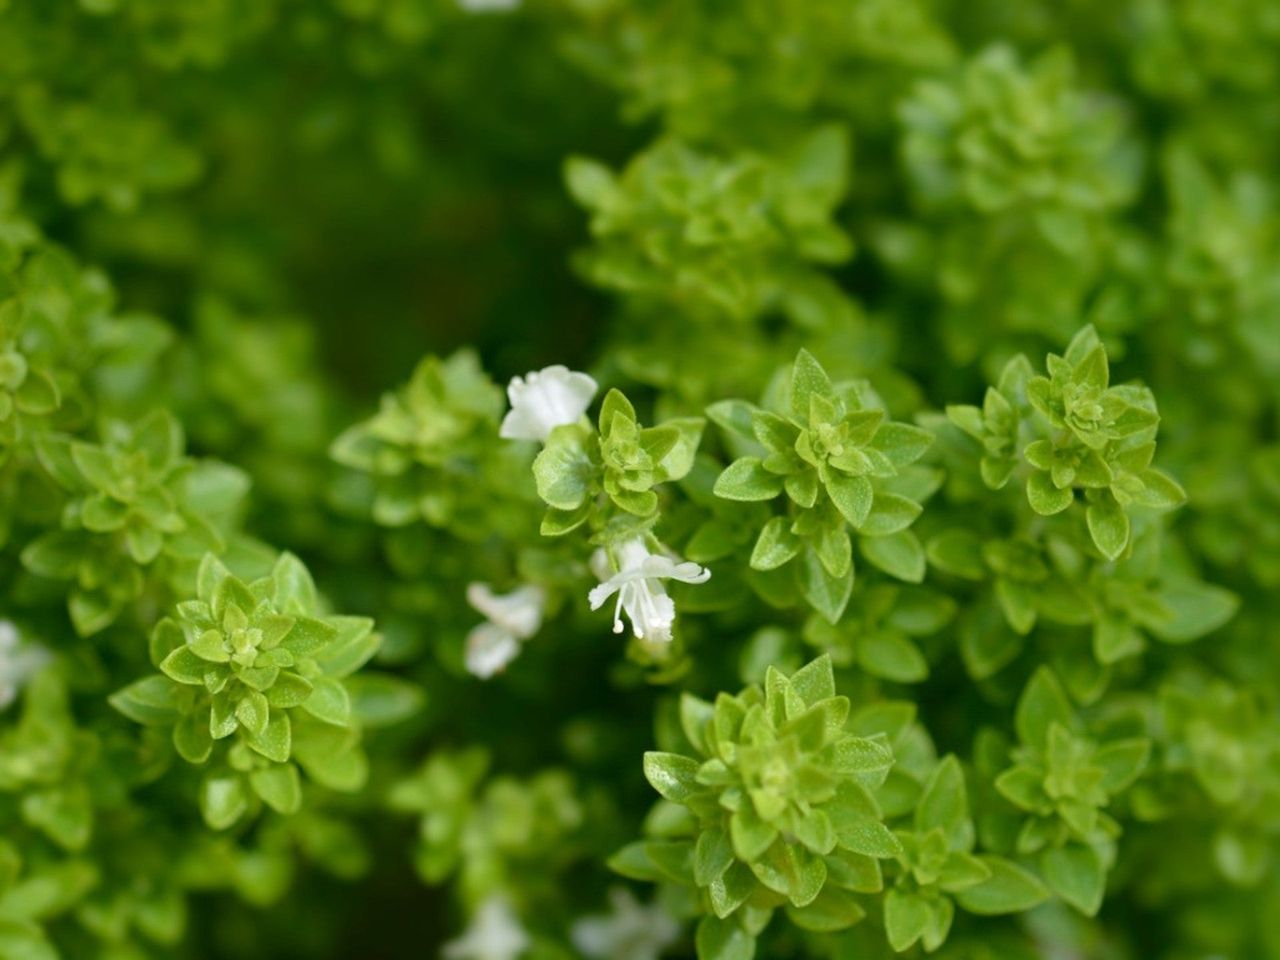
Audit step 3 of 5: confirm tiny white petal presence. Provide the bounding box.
[570,887,680,960]
[587,539,709,643]
[466,583,545,639]
[464,624,522,679]
[444,897,530,960]
[499,365,597,443]
[0,620,49,711]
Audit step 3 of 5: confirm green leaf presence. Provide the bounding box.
[563,155,615,206]
[312,617,380,677]
[250,764,303,815]
[871,423,933,468]
[857,631,928,683]
[884,888,930,952]
[1086,501,1130,560]
[246,712,292,763]
[345,674,424,728]
[174,713,213,764]
[786,886,866,932]
[1093,738,1150,794]
[954,856,1050,915]
[643,752,703,803]
[1149,582,1239,643]
[790,349,835,419]
[860,529,926,584]
[858,493,921,536]
[797,547,853,623]
[915,756,970,846]
[267,672,315,709]
[825,473,873,527]
[695,828,735,887]
[109,677,182,726]
[302,676,352,727]
[750,516,801,570]
[1027,472,1074,515]
[200,773,249,830]
[598,389,636,435]
[926,529,987,580]
[715,458,784,501]
[160,647,214,686]
[790,654,836,705]
[236,690,270,737]
[730,804,779,862]
[706,400,759,440]
[1042,844,1106,916]
[282,617,340,658]
[608,841,693,885]
[272,552,319,614]
[1016,668,1075,752]
[21,786,91,852]
[696,916,755,960]
[20,531,81,580]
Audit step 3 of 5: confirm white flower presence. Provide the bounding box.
[464,584,545,679]
[443,897,529,960]
[499,365,597,443]
[467,583,544,638]
[0,620,50,710]
[588,539,710,643]
[570,887,680,960]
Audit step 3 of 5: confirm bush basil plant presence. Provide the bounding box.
[0,0,1277,958]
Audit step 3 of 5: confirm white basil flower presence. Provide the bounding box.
[588,539,710,643]
[570,887,680,960]
[443,896,529,960]
[464,584,545,679]
[499,365,597,443]
[0,620,50,710]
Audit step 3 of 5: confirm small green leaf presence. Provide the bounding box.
[1016,668,1075,752]
[1086,501,1130,560]
[302,677,352,727]
[1042,844,1106,916]
[954,856,1050,915]
[109,677,182,726]
[200,773,249,830]
[1027,472,1074,515]
[790,349,835,419]
[715,458,784,501]
[246,712,292,763]
[696,915,755,960]
[250,764,303,815]
[750,517,801,570]
[825,473,872,527]
[859,530,925,584]
[643,752,703,803]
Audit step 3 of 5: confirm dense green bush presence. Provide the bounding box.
[0,1,1277,958]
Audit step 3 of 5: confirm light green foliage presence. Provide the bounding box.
[0,0,1275,957]
[620,656,901,954]
[112,553,379,828]
[533,386,702,541]
[948,326,1183,562]
[389,749,586,907]
[711,350,934,622]
[567,128,853,325]
[988,669,1149,915]
[330,351,528,539]
[23,411,250,635]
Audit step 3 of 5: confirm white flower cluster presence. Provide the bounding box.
[467,366,712,678]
